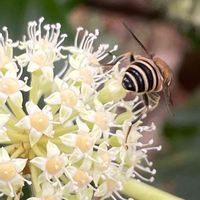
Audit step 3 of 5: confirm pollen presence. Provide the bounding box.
[76,134,92,153]
[0,78,19,95]
[31,51,47,66]
[73,169,90,187]
[45,156,64,175]
[80,68,93,85]
[95,111,108,130]
[60,89,78,108]
[30,111,49,131]
[0,161,17,181]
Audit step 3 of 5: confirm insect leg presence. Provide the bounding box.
[142,93,149,109]
[125,113,143,149]
[148,92,160,111]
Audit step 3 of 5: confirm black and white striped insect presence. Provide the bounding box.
[110,24,173,148]
[114,23,173,112]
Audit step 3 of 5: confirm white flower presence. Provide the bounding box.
[0,147,29,198]
[18,17,67,80]
[30,141,68,187]
[94,173,124,200]
[27,182,65,200]
[0,27,18,71]
[16,101,54,146]
[64,27,118,92]
[0,70,30,106]
[67,27,117,68]
[60,118,102,162]
[45,77,83,123]
[80,97,118,139]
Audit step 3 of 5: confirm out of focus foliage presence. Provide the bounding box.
[0,0,84,41]
[154,90,200,200]
[0,0,200,199]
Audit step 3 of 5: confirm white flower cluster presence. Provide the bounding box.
[0,18,161,200]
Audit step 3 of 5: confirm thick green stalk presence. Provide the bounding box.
[29,71,41,104]
[122,179,184,200]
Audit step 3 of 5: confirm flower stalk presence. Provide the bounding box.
[123,179,184,200]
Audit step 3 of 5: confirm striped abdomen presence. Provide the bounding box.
[122,57,162,93]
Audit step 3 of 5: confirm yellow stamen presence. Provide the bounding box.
[0,78,19,95]
[60,89,78,108]
[76,134,92,153]
[0,161,16,181]
[97,151,110,170]
[46,156,64,175]
[73,169,90,187]
[30,111,49,131]
[95,111,108,130]
[80,68,93,85]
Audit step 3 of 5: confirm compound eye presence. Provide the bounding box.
[122,75,136,91]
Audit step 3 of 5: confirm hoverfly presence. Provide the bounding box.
[109,23,173,147]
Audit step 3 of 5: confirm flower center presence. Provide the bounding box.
[30,111,49,131]
[46,156,64,175]
[73,169,90,187]
[60,89,78,108]
[0,78,19,95]
[97,151,110,170]
[80,68,93,85]
[76,134,92,153]
[0,161,16,181]
[95,111,109,130]
[43,195,56,200]
[32,51,47,66]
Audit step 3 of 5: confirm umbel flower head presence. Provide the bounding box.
[0,18,161,200]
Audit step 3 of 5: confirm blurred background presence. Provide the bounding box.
[1,0,200,199]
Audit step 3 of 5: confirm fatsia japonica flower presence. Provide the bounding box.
[0,18,161,200]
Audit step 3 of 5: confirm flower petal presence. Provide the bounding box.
[12,158,27,173]
[29,129,42,146]
[26,101,41,114]
[60,134,76,147]
[47,141,60,157]
[16,116,31,129]
[30,157,46,171]
[9,91,23,107]
[41,67,54,81]
[0,114,10,127]
[59,105,72,124]
[0,92,7,106]
[0,147,10,162]
[45,92,61,105]
[76,118,89,132]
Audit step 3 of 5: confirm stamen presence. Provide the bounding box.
[38,17,44,41]
[79,30,89,50]
[75,27,84,47]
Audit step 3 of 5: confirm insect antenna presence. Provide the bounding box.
[123,22,152,59]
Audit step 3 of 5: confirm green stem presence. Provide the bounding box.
[54,125,78,136]
[6,130,28,143]
[30,164,41,196]
[122,179,184,200]
[32,143,46,156]
[10,145,24,158]
[29,71,41,104]
[7,99,25,120]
